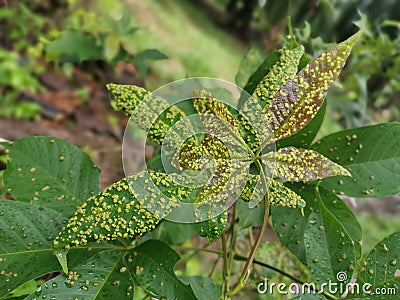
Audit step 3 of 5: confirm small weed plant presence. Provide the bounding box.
[1,29,400,300]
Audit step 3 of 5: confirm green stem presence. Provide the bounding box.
[230,192,270,296]
[221,231,230,298]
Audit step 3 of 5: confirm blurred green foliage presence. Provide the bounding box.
[0,0,167,120]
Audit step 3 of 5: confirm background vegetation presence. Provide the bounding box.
[0,0,399,298]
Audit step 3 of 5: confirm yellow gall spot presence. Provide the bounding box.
[30,167,36,172]
[119,266,127,273]
[31,178,36,182]
[93,282,99,287]
[59,156,65,161]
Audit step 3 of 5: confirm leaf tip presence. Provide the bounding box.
[53,248,69,274]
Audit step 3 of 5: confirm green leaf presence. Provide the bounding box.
[277,99,326,149]
[195,211,227,242]
[45,29,103,63]
[267,147,350,182]
[133,49,168,76]
[3,136,100,216]
[303,189,357,294]
[181,276,221,300]
[237,200,264,229]
[272,184,362,264]
[6,279,42,298]
[312,122,400,197]
[126,240,196,300]
[25,250,134,300]
[267,31,362,141]
[356,232,400,299]
[235,47,263,88]
[140,220,196,245]
[0,200,107,298]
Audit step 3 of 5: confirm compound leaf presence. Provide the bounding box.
[3,136,100,216]
[126,240,196,300]
[267,31,362,141]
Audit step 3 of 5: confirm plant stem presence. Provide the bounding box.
[221,231,230,298]
[230,192,270,296]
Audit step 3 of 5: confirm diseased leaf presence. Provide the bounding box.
[107,83,193,145]
[266,147,350,182]
[239,174,306,208]
[53,172,163,250]
[267,31,362,140]
[356,232,400,299]
[195,211,227,242]
[252,46,304,112]
[312,123,400,197]
[193,89,238,128]
[277,99,327,149]
[126,240,196,300]
[25,250,134,300]
[0,200,109,298]
[269,179,306,208]
[241,51,281,100]
[3,136,100,216]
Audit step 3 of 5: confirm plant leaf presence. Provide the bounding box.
[0,200,109,298]
[53,171,169,250]
[356,232,400,299]
[272,184,362,264]
[252,45,304,112]
[45,29,103,63]
[267,31,362,141]
[3,136,100,216]
[267,146,351,182]
[126,240,196,300]
[25,250,134,300]
[181,276,221,300]
[107,83,192,145]
[195,211,227,242]
[239,174,306,208]
[235,47,263,88]
[140,220,196,245]
[304,197,356,295]
[312,122,400,197]
[277,99,327,149]
[193,89,237,127]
